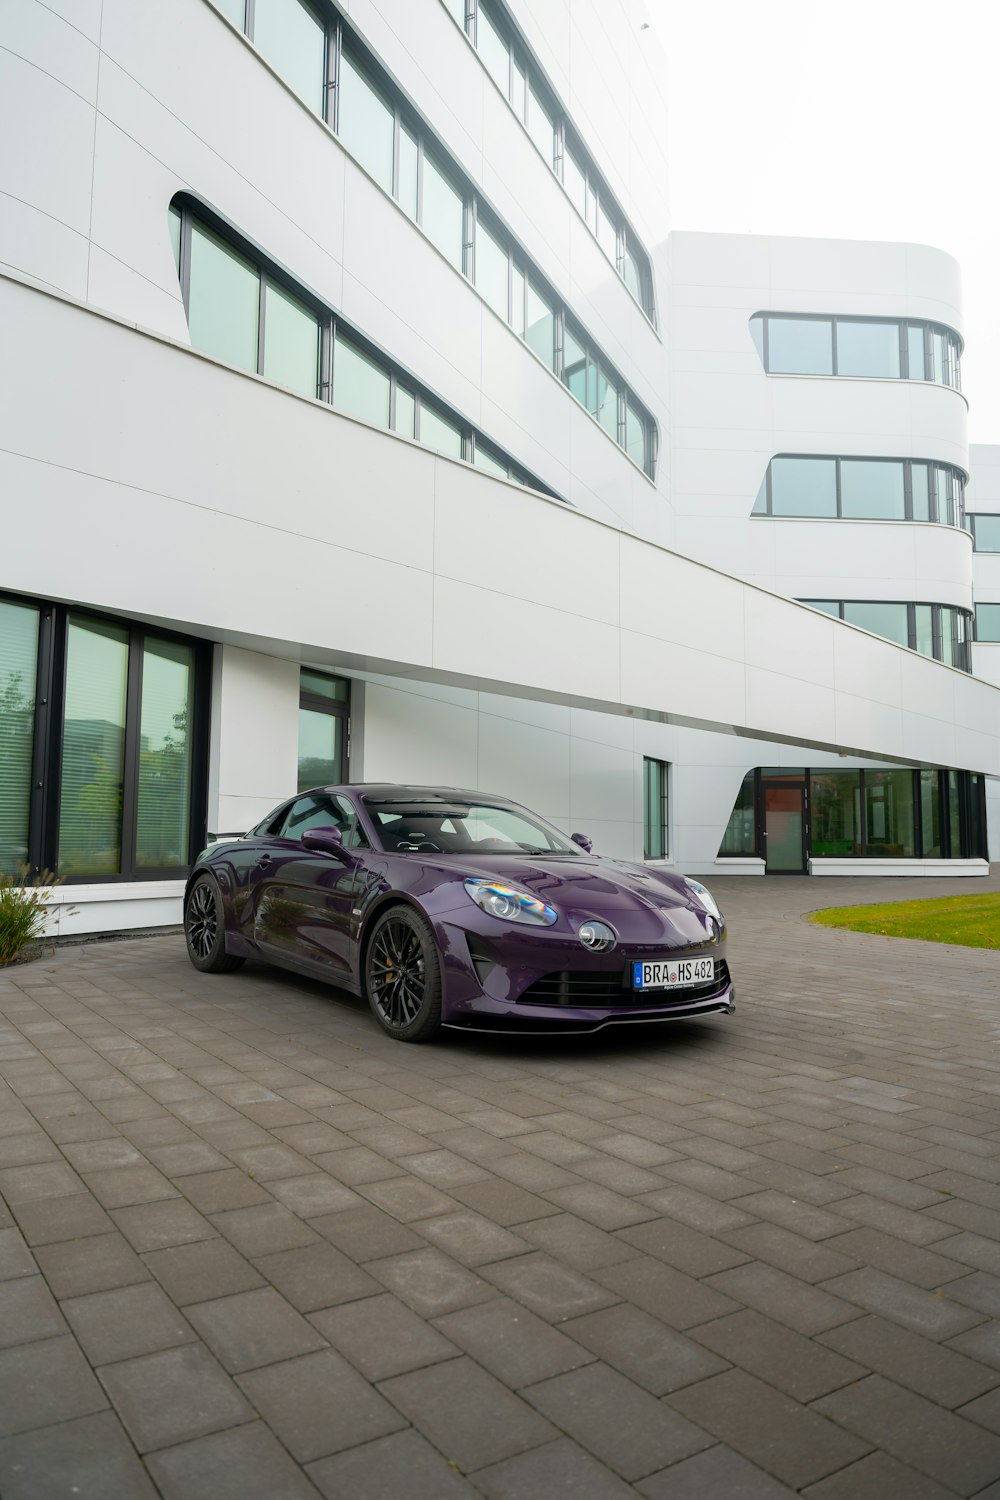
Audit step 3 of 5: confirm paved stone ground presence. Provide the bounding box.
[1,872,1000,1499]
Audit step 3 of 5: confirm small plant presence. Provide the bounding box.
[0,866,66,966]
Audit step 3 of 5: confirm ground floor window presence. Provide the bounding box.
[643,757,669,859]
[0,592,210,881]
[297,669,350,792]
[718,765,986,864]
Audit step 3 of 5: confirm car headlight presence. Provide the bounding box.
[684,878,723,924]
[464,878,557,926]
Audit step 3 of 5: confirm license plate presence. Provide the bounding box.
[633,956,714,990]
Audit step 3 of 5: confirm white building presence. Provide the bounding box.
[1,0,998,936]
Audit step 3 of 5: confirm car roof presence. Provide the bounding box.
[313,784,517,806]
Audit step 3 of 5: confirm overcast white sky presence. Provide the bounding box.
[650,0,1000,441]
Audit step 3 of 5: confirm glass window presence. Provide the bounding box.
[752,476,768,515]
[622,241,642,303]
[188,222,259,372]
[58,617,129,876]
[398,126,418,221]
[840,460,905,521]
[253,0,326,115]
[422,153,464,270]
[477,4,510,95]
[936,468,955,527]
[473,441,508,478]
[976,604,1000,642]
[625,401,646,471]
[842,601,909,648]
[766,317,833,375]
[805,600,842,619]
[719,771,756,856]
[973,515,1000,552]
[135,639,194,869]
[511,264,526,338]
[168,205,181,272]
[810,772,861,857]
[920,770,941,856]
[511,58,526,120]
[215,0,246,26]
[338,49,394,193]
[420,403,463,458]
[914,604,934,659]
[643,758,668,860]
[525,280,554,368]
[865,770,915,858]
[262,281,319,397]
[475,218,509,320]
[836,321,900,378]
[907,324,926,379]
[769,457,837,518]
[940,608,956,667]
[332,335,390,427]
[595,367,618,438]
[0,599,38,875]
[932,329,950,386]
[947,770,962,855]
[911,463,930,521]
[526,79,554,165]
[442,0,466,26]
[563,323,587,406]
[951,337,962,391]
[297,714,343,793]
[596,198,617,262]
[564,146,587,217]
[301,669,348,701]
[394,385,415,439]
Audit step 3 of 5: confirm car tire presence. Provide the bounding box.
[364,905,442,1042]
[184,875,244,974]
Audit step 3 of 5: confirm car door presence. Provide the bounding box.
[251,793,367,977]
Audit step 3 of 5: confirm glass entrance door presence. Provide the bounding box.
[764,785,805,872]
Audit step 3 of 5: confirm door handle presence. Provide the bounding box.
[255,854,272,869]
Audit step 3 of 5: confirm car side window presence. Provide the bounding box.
[274,794,368,847]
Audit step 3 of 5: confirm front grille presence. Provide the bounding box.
[517,961,730,1009]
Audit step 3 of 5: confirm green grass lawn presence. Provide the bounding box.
[809,893,1000,949]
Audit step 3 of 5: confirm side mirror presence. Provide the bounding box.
[301,825,345,856]
[571,832,593,853]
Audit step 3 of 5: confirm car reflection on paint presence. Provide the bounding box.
[183,785,735,1042]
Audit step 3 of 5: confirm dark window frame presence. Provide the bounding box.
[969,514,1000,553]
[799,598,973,672]
[642,756,669,861]
[0,589,211,885]
[750,313,963,391]
[973,603,1000,643]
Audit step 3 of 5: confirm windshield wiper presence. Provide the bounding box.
[522,848,578,856]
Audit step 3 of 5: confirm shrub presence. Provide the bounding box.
[0,866,66,966]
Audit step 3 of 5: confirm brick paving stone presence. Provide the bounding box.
[449,1178,561,1225]
[814,1374,1000,1494]
[543,1181,659,1230]
[61,1137,145,1171]
[692,1309,864,1401]
[523,1361,713,1481]
[238,1348,407,1462]
[433,1295,593,1387]
[562,1302,728,1395]
[267,1173,363,1217]
[358,1175,464,1222]
[517,1212,638,1271]
[632,1184,757,1233]
[0,1226,35,1280]
[822,1225,971,1288]
[97,1342,253,1452]
[228,1143,316,1181]
[61,1281,196,1364]
[311,1291,458,1380]
[314,1146,419,1185]
[832,1166,951,1209]
[143,1237,264,1304]
[81,1163,180,1208]
[819,1314,1000,1408]
[272,1123,354,1157]
[481,1251,621,1323]
[110,1196,215,1251]
[310,1204,425,1261]
[210,1202,321,1256]
[933,1233,1000,1278]
[617,1217,752,1276]
[402,1148,494,1187]
[801,1451,958,1499]
[0,1273,67,1348]
[185,1285,327,1372]
[143,1140,231,1176]
[948,1321,1000,1371]
[33,1232,149,1298]
[947,1273,1000,1319]
[145,1420,323,1500]
[0,1335,108,1437]
[721,1221,860,1283]
[636,1445,799,1499]
[668,1369,871,1490]
[0,1410,159,1500]
[726,1190,856,1241]
[252,1241,380,1311]
[367,1246,498,1318]
[821,1267,984,1340]
[176,1167,274,1212]
[957,1386,1000,1434]
[704,1262,860,1336]
[306,1428,480,1499]
[379,1354,555,1473]
[0,1130,64,1168]
[414,1210,529,1267]
[472,1436,637,1499]
[0,1161,83,1203]
[596,1254,741,1329]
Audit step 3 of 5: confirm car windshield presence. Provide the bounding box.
[363,799,580,856]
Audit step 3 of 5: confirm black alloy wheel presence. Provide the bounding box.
[365,905,442,1042]
[184,875,244,974]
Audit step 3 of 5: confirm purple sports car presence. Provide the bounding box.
[183,785,735,1042]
